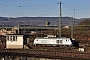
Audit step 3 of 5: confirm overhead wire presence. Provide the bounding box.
[38,5,58,17]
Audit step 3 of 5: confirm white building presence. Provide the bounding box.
[5,34,30,49]
[63,26,69,28]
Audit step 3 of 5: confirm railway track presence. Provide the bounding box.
[0,49,90,59]
[32,45,78,52]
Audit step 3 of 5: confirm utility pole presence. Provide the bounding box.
[73,9,77,25]
[71,9,77,38]
[71,17,74,38]
[58,1,62,38]
[18,22,20,34]
[2,23,4,33]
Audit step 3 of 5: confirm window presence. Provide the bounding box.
[59,40,62,43]
[6,36,17,41]
[10,36,12,41]
[13,36,15,41]
[7,36,9,41]
[56,40,59,43]
[15,36,17,41]
[56,40,62,44]
[13,36,17,41]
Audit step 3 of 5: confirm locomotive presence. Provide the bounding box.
[34,37,75,46]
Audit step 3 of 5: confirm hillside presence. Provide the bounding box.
[1,17,90,40]
[77,19,90,25]
[0,17,81,26]
[74,19,90,40]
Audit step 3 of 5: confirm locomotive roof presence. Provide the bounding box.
[35,37,70,39]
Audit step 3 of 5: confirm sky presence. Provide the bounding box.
[0,0,90,18]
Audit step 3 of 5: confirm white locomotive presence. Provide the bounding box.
[34,37,75,46]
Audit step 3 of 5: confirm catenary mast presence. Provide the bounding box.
[58,1,62,38]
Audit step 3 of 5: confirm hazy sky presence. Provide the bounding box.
[0,0,90,18]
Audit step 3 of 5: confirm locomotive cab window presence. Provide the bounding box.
[36,40,38,41]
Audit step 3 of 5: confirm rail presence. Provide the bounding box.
[0,49,90,59]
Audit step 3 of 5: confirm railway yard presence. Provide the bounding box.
[0,32,90,60]
[1,0,90,59]
[0,20,90,60]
